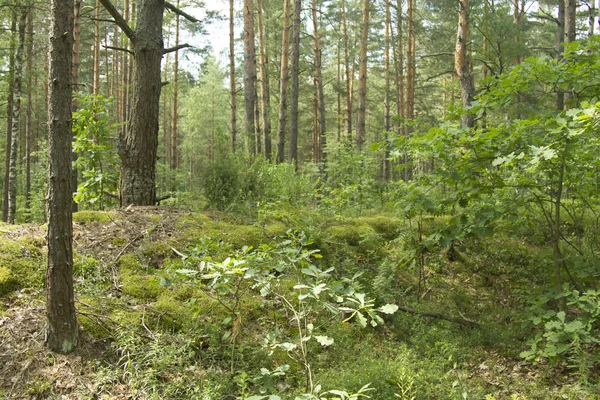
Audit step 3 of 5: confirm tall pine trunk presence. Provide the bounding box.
[455,0,475,127]
[355,0,369,149]
[25,10,34,219]
[8,9,28,224]
[257,0,271,160]
[383,0,391,181]
[341,0,352,140]
[312,0,326,164]
[289,0,301,165]
[243,0,257,156]
[171,0,180,174]
[276,0,291,163]
[2,14,16,222]
[230,0,237,153]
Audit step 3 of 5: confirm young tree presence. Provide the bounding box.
[99,0,197,206]
[47,0,78,354]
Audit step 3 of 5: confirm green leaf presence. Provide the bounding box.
[377,304,399,314]
[314,335,334,346]
[356,311,368,328]
[280,342,297,352]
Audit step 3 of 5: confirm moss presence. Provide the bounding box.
[73,255,99,277]
[0,237,45,290]
[112,237,126,246]
[323,223,378,247]
[262,222,288,238]
[359,215,403,240]
[78,314,111,338]
[0,266,19,296]
[118,253,144,274]
[140,241,173,268]
[150,293,196,331]
[121,274,163,300]
[220,223,269,248]
[72,210,113,223]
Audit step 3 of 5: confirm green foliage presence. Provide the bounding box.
[203,155,242,210]
[72,94,120,210]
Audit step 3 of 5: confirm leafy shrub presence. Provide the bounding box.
[202,155,241,210]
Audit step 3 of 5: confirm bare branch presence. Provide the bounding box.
[164,1,200,23]
[103,45,133,55]
[163,43,193,55]
[98,0,135,40]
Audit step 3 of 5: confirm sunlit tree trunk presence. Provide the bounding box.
[230,0,237,153]
[72,0,82,213]
[25,10,34,220]
[312,0,326,165]
[172,0,180,174]
[289,0,301,165]
[2,14,16,223]
[556,0,565,110]
[455,0,475,128]
[383,0,391,181]
[257,0,271,160]
[342,0,352,139]
[163,49,170,171]
[8,9,28,224]
[47,0,78,354]
[93,0,101,95]
[243,0,257,156]
[276,0,291,163]
[355,0,369,149]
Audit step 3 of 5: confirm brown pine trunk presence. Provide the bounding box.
[406,0,415,128]
[276,0,291,163]
[289,0,301,165]
[230,0,237,153]
[25,10,34,220]
[355,0,369,149]
[243,0,257,156]
[163,49,170,172]
[171,0,180,174]
[556,0,565,110]
[257,0,271,160]
[383,0,391,181]
[47,0,78,354]
[341,0,352,140]
[2,14,16,223]
[455,0,475,127]
[121,0,130,141]
[8,9,28,224]
[337,20,341,141]
[72,0,82,213]
[311,0,326,164]
[93,0,101,95]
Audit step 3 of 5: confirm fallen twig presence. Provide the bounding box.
[396,305,479,328]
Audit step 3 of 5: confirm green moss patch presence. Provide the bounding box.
[0,267,19,296]
[72,210,113,223]
[121,274,163,300]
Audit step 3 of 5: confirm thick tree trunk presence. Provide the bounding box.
[47,0,78,354]
[121,0,130,142]
[455,0,475,128]
[243,0,257,156]
[2,14,16,223]
[276,0,291,163]
[8,9,28,225]
[257,0,271,160]
[289,0,301,165]
[72,0,82,213]
[396,0,405,131]
[230,0,237,153]
[311,0,326,165]
[355,0,369,149]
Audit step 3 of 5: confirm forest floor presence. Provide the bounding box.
[0,206,596,399]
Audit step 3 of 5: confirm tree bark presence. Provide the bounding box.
[276,0,291,163]
[455,0,475,128]
[556,0,565,110]
[72,0,82,213]
[355,0,369,149]
[257,0,272,160]
[171,0,180,174]
[47,0,78,354]
[93,0,101,95]
[8,9,28,224]
[230,0,237,153]
[2,14,16,223]
[383,0,391,181]
[341,0,352,140]
[289,0,301,165]
[311,0,326,165]
[25,10,34,220]
[243,0,257,156]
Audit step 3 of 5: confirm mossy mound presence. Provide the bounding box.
[72,210,113,224]
[140,241,173,268]
[358,215,403,240]
[150,293,197,331]
[0,267,19,296]
[118,253,145,274]
[121,274,164,300]
[0,237,45,294]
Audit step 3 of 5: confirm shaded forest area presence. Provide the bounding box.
[1,0,600,398]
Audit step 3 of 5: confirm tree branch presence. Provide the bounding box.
[98,0,135,40]
[396,305,480,327]
[164,1,200,23]
[163,43,193,55]
[103,45,133,55]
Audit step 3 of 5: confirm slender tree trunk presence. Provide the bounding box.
[230,0,237,153]
[243,0,257,156]
[337,20,341,141]
[121,0,130,142]
[455,0,475,128]
[355,0,369,149]
[72,0,82,213]
[47,0,78,354]
[383,0,391,181]
[589,1,596,36]
[8,9,28,224]
[342,0,352,140]
[276,0,291,163]
[171,0,180,174]
[25,10,34,220]
[311,0,326,165]
[163,48,170,172]
[556,0,565,110]
[257,0,271,160]
[3,14,16,223]
[406,0,415,129]
[289,0,301,165]
[93,0,101,95]
[565,0,576,42]
[396,0,404,128]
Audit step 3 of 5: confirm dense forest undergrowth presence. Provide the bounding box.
[0,204,597,399]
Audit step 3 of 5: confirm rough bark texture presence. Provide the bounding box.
[71,0,81,213]
[289,0,301,164]
[311,0,326,165]
[230,0,237,153]
[25,11,34,219]
[396,0,405,131]
[120,0,163,206]
[257,0,272,160]
[276,0,291,163]
[2,14,16,223]
[171,0,180,173]
[8,9,28,225]
[565,0,576,43]
[93,0,101,95]
[47,0,78,354]
[342,0,352,139]
[455,0,475,128]
[243,0,257,156]
[355,0,369,149]
[383,0,391,181]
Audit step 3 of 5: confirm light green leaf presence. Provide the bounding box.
[377,304,399,314]
[314,335,334,346]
